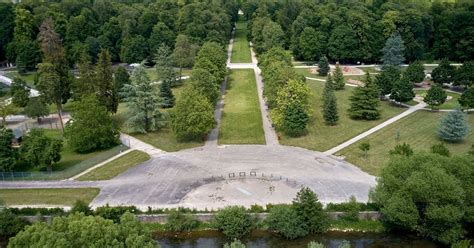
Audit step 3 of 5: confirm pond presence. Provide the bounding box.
[154,230,440,248]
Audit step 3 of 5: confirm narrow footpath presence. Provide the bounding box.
[324,101,428,155]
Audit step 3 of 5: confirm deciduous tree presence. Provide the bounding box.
[375,66,400,99]
[20,128,62,172]
[390,76,415,104]
[24,97,49,123]
[170,88,215,141]
[432,59,455,86]
[0,127,15,171]
[10,78,29,107]
[459,87,474,110]
[405,61,425,84]
[65,95,119,153]
[424,85,447,109]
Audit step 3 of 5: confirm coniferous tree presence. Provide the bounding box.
[96,49,118,113]
[323,74,338,125]
[348,72,380,120]
[390,76,415,104]
[155,44,176,108]
[375,66,400,99]
[318,56,329,76]
[432,59,455,86]
[333,64,345,90]
[381,33,405,69]
[37,18,72,131]
[121,66,164,133]
[424,85,447,109]
[438,109,469,143]
[114,66,130,99]
[73,51,96,100]
[459,87,474,110]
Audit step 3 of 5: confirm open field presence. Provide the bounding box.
[77,150,150,181]
[219,69,265,144]
[338,111,474,175]
[0,188,100,206]
[279,79,405,151]
[230,20,252,63]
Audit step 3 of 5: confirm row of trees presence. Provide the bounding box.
[170,42,227,140]
[258,47,311,137]
[244,0,473,63]
[0,0,238,70]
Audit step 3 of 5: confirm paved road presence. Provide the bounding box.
[324,101,428,155]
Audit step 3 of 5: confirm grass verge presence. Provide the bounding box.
[279,79,405,151]
[77,150,150,181]
[0,188,100,206]
[338,111,474,175]
[230,19,252,63]
[219,69,265,144]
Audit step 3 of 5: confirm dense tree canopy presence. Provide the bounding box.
[372,153,474,244]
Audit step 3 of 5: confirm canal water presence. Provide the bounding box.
[154,230,440,248]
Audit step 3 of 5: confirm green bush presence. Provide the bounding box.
[165,210,200,232]
[266,204,308,239]
[71,200,93,215]
[0,209,29,238]
[307,241,325,248]
[431,143,451,157]
[325,202,379,212]
[249,204,265,213]
[341,196,360,221]
[9,207,66,216]
[94,205,139,223]
[213,206,253,239]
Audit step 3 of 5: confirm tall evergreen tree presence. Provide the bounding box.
[432,59,455,86]
[424,85,447,109]
[73,51,96,100]
[318,56,329,76]
[333,64,345,90]
[96,49,118,113]
[121,66,164,133]
[375,66,400,99]
[390,76,415,104]
[114,66,130,97]
[323,74,338,125]
[454,61,474,88]
[155,44,176,108]
[381,33,405,69]
[438,109,469,143]
[173,35,196,84]
[159,80,175,109]
[348,72,380,120]
[37,18,72,131]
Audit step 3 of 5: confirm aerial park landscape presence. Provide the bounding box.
[0,0,473,247]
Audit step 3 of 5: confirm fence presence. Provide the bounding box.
[0,145,127,181]
[218,170,304,189]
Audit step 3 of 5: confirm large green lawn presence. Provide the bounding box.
[279,79,405,151]
[77,150,150,181]
[0,188,100,206]
[230,19,252,63]
[338,111,474,175]
[219,69,265,144]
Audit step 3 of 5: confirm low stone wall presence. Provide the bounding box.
[21,211,382,224]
